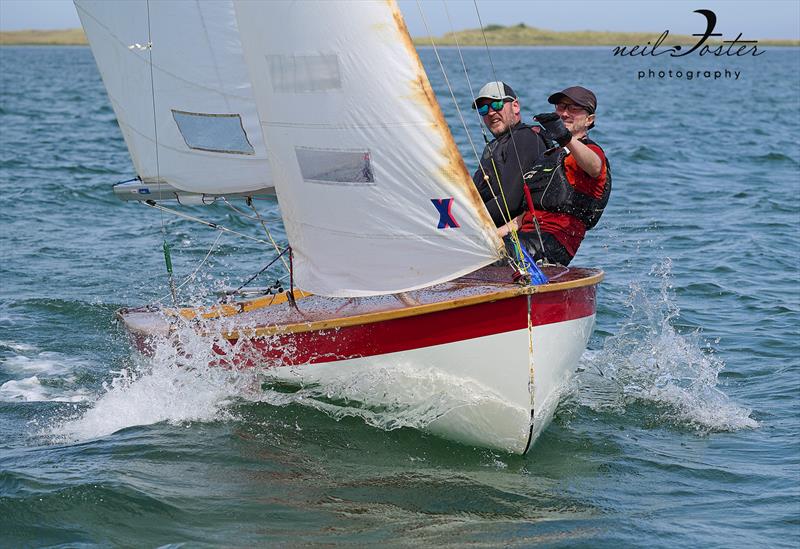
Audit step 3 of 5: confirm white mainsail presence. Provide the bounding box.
[75,0,271,194]
[233,0,502,296]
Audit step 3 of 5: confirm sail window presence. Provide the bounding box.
[171,110,255,155]
[295,147,375,185]
[268,54,342,92]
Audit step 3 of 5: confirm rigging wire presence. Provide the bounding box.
[219,198,263,222]
[441,0,527,272]
[423,0,526,272]
[150,231,225,305]
[221,197,290,273]
[142,200,278,246]
[146,205,294,306]
[471,0,549,263]
[443,0,494,158]
[414,1,483,170]
[415,0,512,233]
[224,246,290,296]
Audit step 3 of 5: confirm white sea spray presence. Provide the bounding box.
[574,259,757,432]
[45,316,261,443]
[0,375,91,403]
[0,345,93,402]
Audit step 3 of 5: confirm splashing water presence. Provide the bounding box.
[575,259,757,432]
[47,321,262,443]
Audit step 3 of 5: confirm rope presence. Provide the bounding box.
[225,246,290,296]
[416,0,520,268]
[441,0,522,268]
[415,1,483,170]
[443,0,495,175]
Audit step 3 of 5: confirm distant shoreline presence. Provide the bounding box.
[413,24,799,47]
[1,26,797,47]
[0,28,87,46]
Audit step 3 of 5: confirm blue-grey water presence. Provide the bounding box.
[1,43,799,547]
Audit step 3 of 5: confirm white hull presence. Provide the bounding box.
[262,314,595,454]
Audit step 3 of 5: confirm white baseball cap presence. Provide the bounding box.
[472,81,517,109]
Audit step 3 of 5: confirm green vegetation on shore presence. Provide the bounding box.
[1,25,797,47]
[413,23,799,47]
[0,28,87,46]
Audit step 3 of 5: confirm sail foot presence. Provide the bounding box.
[112,179,275,204]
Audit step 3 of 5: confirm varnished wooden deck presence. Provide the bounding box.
[119,265,603,340]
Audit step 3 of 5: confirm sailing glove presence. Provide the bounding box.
[534,113,572,147]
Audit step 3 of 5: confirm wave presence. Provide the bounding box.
[0,375,91,403]
[44,317,523,448]
[42,259,758,447]
[256,362,515,434]
[0,342,96,403]
[574,258,758,433]
[44,335,253,443]
[752,152,799,165]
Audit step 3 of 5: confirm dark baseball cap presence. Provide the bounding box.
[548,86,597,114]
[472,81,517,109]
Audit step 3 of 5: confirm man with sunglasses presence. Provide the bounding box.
[471,81,548,231]
[497,86,611,266]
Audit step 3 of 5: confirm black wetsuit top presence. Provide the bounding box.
[472,122,548,227]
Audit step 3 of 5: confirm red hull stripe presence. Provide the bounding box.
[222,285,596,367]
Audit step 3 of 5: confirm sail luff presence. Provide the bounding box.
[384,1,501,239]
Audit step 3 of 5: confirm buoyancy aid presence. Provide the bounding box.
[522,137,611,229]
[474,122,548,227]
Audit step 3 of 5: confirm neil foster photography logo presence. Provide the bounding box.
[613,9,763,82]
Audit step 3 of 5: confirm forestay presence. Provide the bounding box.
[75,0,271,195]
[233,0,502,296]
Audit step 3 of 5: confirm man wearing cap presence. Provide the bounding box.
[471,81,548,229]
[497,86,611,266]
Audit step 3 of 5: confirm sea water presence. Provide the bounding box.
[1,44,798,547]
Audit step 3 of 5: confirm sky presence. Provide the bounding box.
[1,0,799,40]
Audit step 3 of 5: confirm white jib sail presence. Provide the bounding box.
[233,0,503,297]
[75,0,272,195]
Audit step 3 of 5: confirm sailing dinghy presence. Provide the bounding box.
[76,0,602,454]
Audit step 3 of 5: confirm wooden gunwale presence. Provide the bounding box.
[211,269,604,340]
[167,289,314,321]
